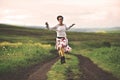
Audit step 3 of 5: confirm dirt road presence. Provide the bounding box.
[77,55,119,80]
[27,57,58,80]
[27,54,119,80]
[0,54,119,80]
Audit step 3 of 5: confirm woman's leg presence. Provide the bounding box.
[59,47,66,64]
[59,47,64,57]
[56,38,66,64]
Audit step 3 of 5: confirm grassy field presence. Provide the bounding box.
[0,41,55,73]
[81,47,120,78]
[0,24,120,79]
[0,24,57,74]
[71,32,120,79]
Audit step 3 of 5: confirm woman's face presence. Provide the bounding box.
[58,17,63,24]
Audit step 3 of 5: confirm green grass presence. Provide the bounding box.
[0,24,56,44]
[107,30,120,33]
[79,47,120,79]
[0,41,56,73]
[0,24,120,79]
[71,37,120,79]
[0,24,57,74]
[47,54,81,80]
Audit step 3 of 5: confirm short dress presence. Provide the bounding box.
[50,24,72,52]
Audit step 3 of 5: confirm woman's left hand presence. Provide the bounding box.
[72,24,75,26]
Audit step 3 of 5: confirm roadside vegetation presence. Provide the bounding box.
[0,41,56,74]
[0,24,120,79]
[47,54,80,80]
[71,32,120,79]
[0,24,56,74]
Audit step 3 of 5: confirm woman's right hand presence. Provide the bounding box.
[45,22,48,26]
[45,22,49,29]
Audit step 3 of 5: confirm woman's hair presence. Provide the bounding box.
[57,15,64,20]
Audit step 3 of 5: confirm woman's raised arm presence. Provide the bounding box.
[67,24,75,30]
[45,22,58,30]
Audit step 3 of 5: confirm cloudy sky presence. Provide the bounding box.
[0,0,120,28]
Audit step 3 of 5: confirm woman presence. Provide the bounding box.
[45,15,75,64]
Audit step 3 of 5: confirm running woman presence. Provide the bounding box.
[45,15,75,64]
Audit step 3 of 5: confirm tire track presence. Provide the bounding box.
[27,57,59,80]
[77,55,119,80]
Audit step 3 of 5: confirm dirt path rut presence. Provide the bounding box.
[77,55,119,80]
[27,57,58,80]
[0,54,119,80]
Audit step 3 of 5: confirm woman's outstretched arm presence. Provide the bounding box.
[67,24,75,30]
[45,22,57,30]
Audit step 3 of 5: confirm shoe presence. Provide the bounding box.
[61,56,66,64]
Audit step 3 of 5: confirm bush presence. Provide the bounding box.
[102,41,111,47]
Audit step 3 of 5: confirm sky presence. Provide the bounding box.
[0,0,120,28]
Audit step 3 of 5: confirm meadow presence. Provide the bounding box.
[71,32,120,79]
[0,24,120,79]
[0,41,54,73]
[0,24,57,75]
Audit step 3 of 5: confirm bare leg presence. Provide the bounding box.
[58,47,66,64]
